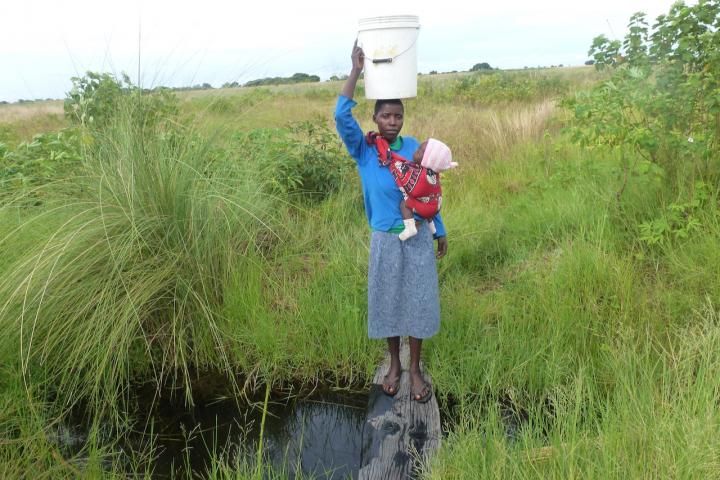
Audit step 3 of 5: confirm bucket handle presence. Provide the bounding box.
[356,33,419,65]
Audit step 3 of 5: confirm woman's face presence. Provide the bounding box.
[373,104,404,143]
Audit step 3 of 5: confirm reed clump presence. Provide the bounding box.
[0,96,278,422]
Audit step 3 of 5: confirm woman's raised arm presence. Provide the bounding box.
[335,40,368,162]
[341,40,364,99]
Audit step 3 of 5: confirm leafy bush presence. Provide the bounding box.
[64,71,179,130]
[588,34,622,69]
[0,129,83,192]
[64,71,128,127]
[470,62,494,71]
[231,118,351,199]
[565,1,720,187]
[639,181,709,246]
[127,87,180,128]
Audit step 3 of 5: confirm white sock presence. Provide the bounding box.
[428,220,436,235]
[398,218,417,241]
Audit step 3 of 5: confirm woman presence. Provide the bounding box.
[334,41,448,403]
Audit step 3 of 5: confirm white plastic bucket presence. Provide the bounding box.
[357,15,420,99]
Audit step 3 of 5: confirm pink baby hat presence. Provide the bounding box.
[421,138,458,172]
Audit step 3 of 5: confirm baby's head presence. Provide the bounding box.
[413,138,457,172]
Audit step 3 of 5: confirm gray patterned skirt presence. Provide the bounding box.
[367,222,440,339]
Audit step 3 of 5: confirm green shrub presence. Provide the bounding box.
[565,1,720,186]
[64,71,179,130]
[64,71,128,127]
[231,118,351,199]
[0,129,83,193]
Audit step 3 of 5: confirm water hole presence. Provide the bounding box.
[56,385,369,479]
[54,383,548,478]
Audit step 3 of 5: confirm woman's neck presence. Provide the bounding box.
[389,136,403,151]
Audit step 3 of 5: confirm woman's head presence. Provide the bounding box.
[373,99,404,144]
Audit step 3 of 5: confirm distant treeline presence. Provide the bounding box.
[166,83,214,92]
[1,98,56,105]
[223,72,320,89]
[3,61,598,104]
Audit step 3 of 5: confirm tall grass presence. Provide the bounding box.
[427,299,720,479]
[0,98,279,422]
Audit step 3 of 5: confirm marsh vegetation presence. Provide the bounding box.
[1,2,720,477]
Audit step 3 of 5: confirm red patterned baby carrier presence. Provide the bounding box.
[366,132,442,219]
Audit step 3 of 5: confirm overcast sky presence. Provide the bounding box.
[1,0,684,102]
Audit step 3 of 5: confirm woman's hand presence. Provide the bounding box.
[436,237,448,259]
[341,40,364,99]
[351,39,364,73]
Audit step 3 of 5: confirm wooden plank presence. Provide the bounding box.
[359,339,441,479]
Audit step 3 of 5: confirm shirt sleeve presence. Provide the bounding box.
[433,212,446,239]
[334,95,367,165]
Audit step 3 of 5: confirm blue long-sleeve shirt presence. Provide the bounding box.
[334,95,446,238]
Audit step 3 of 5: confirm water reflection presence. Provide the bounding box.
[143,388,368,479]
[263,394,366,478]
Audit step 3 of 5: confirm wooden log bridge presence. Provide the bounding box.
[359,339,441,479]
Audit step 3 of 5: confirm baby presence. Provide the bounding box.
[367,132,457,241]
[396,138,456,240]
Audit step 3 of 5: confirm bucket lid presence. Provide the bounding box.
[358,15,420,30]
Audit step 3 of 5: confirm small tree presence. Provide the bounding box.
[566,1,720,195]
[470,62,493,71]
[64,71,178,130]
[64,72,129,127]
[588,34,622,69]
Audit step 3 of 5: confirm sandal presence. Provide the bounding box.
[382,373,400,397]
[413,382,433,403]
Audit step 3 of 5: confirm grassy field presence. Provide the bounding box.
[0,100,65,145]
[2,63,720,478]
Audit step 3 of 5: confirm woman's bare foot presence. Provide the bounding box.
[382,362,402,396]
[410,368,432,403]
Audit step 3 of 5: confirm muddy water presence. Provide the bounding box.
[56,386,544,478]
[132,388,368,479]
[55,383,552,479]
